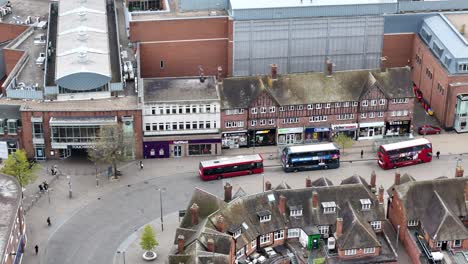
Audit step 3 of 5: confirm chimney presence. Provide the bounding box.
[265,181,272,191]
[461,24,466,36]
[394,170,401,186]
[335,217,343,238]
[378,185,384,204]
[456,166,464,178]
[312,191,319,209]
[306,176,312,188]
[370,170,377,190]
[325,58,333,76]
[278,195,286,215]
[216,215,225,232]
[177,235,185,254]
[380,57,388,72]
[190,203,199,226]
[224,182,232,202]
[270,64,278,80]
[217,66,223,83]
[207,238,215,252]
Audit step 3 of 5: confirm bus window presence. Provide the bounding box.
[256,162,263,168]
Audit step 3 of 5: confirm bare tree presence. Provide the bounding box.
[87,125,133,178]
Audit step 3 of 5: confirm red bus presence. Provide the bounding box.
[199,154,264,181]
[378,138,432,170]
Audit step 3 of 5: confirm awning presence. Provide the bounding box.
[49,116,117,126]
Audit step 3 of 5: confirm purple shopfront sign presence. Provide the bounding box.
[143,138,221,159]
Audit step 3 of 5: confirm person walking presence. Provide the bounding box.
[360,149,364,159]
[139,160,144,170]
[436,151,440,159]
[46,217,51,226]
[35,245,39,255]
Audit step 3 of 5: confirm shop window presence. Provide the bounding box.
[189,144,212,155]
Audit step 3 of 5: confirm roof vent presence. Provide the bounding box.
[78,30,88,41]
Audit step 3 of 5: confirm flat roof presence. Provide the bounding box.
[130,0,227,21]
[381,138,431,151]
[19,96,139,112]
[200,154,262,167]
[444,13,468,43]
[285,143,339,154]
[0,174,21,262]
[229,0,396,9]
[143,77,220,103]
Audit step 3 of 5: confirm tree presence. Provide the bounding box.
[333,133,354,154]
[1,149,39,191]
[87,125,132,178]
[140,225,158,253]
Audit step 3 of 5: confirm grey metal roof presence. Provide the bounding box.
[143,77,220,103]
[423,13,468,59]
[55,0,111,90]
[0,105,21,120]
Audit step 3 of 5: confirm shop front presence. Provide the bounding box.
[249,129,276,147]
[331,123,358,139]
[144,137,221,158]
[385,120,411,136]
[278,127,303,145]
[221,131,249,149]
[304,127,330,143]
[358,122,385,140]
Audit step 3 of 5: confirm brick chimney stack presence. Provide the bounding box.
[271,64,278,80]
[380,57,388,72]
[224,182,233,202]
[216,215,225,233]
[190,203,199,226]
[378,185,384,204]
[335,218,343,238]
[326,58,333,76]
[312,191,319,209]
[456,166,464,178]
[279,195,286,215]
[370,170,377,193]
[217,66,223,83]
[306,177,312,188]
[394,171,401,186]
[207,238,215,252]
[265,181,272,191]
[177,235,185,254]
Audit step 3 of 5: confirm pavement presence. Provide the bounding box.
[18,132,468,264]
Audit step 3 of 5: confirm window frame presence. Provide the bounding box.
[287,228,300,238]
[345,249,357,256]
[364,247,375,254]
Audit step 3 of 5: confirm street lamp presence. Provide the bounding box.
[116,250,126,264]
[156,187,166,231]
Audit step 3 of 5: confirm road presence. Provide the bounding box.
[31,153,467,264]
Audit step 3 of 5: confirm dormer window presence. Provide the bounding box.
[233,228,242,239]
[257,210,272,223]
[360,199,371,211]
[322,202,336,214]
[407,220,419,227]
[290,209,303,217]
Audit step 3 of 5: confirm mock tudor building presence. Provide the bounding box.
[169,174,398,264]
[387,169,468,264]
[0,173,26,264]
[219,65,414,148]
[141,76,222,158]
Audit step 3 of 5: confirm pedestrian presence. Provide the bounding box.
[35,245,38,255]
[46,217,51,226]
[361,149,364,159]
[50,167,54,175]
[43,181,48,191]
[38,184,44,193]
[139,160,144,170]
[436,151,440,159]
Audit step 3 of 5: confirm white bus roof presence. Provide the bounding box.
[381,138,431,151]
[200,154,263,167]
[286,143,338,154]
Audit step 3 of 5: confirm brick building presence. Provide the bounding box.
[0,173,26,264]
[168,174,398,263]
[387,169,468,264]
[219,66,415,149]
[0,105,23,160]
[140,76,221,158]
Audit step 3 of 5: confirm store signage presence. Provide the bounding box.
[359,122,385,128]
[389,120,409,125]
[307,127,330,132]
[173,140,188,144]
[332,123,358,131]
[256,130,272,135]
[71,145,94,149]
[278,127,304,134]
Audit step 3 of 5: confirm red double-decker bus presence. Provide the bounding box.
[199,154,264,181]
[378,138,432,170]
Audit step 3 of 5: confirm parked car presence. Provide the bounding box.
[418,125,441,135]
[263,247,277,258]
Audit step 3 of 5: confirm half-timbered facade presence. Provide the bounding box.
[219,66,414,148]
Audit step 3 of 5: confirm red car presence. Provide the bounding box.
[418,125,441,135]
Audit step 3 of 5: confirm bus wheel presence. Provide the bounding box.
[217,175,222,180]
[248,171,252,175]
